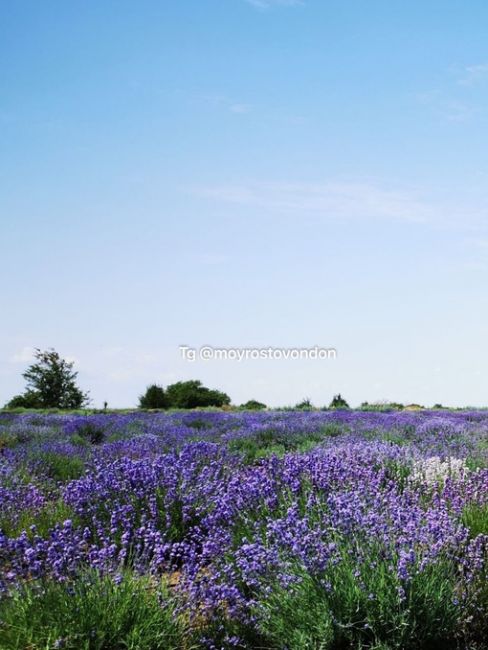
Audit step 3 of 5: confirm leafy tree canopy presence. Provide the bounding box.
[6,348,89,410]
[139,384,168,409]
[165,380,230,409]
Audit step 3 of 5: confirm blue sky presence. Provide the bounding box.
[2,0,488,408]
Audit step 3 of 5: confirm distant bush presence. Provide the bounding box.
[165,380,230,409]
[139,384,168,409]
[329,394,350,409]
[360,401,404,411]
[240,400,267,410]
[295,398,314,410]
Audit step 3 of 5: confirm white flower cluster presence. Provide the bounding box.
[410,456,468,485]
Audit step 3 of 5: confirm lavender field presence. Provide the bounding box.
[1,409,488,649]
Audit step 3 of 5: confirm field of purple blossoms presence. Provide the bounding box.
[0,410,488,650]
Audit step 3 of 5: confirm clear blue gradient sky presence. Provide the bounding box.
[2,0,488,408]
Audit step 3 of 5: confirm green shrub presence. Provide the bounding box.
[295,398,314,410]
[329,394,350,409]
[240,400,267,410]
[165,380,230,409]
[75,422,105,444]
[35,452,85,482]
[138,384,168,409]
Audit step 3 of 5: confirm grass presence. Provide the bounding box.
[0,499,78,539]
[227,428,332,463]
[0,432,20,451]
[0,570,189,650]
[461,502,488,538]
[255,571,335,650]
[218,480,462,650]
[32,451,86,482]
[235,554,460,650]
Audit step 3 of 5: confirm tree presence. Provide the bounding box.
[139,384,168,409]
[6,348,89,409]
[165,380,230,409]
[329,393,350,409]
[240,399,267,410]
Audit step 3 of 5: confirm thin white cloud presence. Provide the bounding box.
[458,63,488,86]
[199,94,253,115]
[197,180,438,224]
[416,90,475,123]
[229,103,253,114]
[244,0,303,8]
[196,179,488,230]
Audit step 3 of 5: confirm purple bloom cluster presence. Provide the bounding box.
[0,409,487,635]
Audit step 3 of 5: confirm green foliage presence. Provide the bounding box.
[228,436,286,463]
[165,380,230,409]
[461,503,488,538]
[138,384,168,409]
[184,417,214,430]
[34,451,86,482]
[0,571,187,650]
[5,391,43,409]
[6,349,89,410]
[0,499,77,539]
[0,431,20,451]
[361,401,404,412]
[227,548,459,649]
[217,479,461,650]
[240,399,267,410]
[329,393,350,409]
[323,555,458,649]
[381,459,412,492]
[320,422,346,437]
[255,572,334,649]
[74,422,106,444]
[228,428,326,463]
[295,398,314,410]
